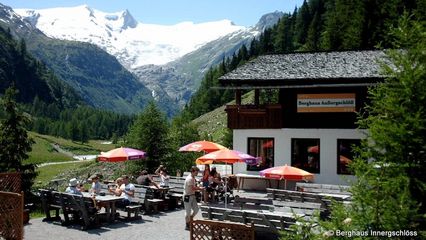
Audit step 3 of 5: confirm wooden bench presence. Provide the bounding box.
[295,183,351,195]
[151,176,186,208]
[57,192,102,230]
[200,205,300,235]
[99,184,142,220]
[266,188,351,218]
[100,183,116,196]
[39,189,62,222]
[233,195,273,211]
[191,219,255,240]
[132,187,163,214]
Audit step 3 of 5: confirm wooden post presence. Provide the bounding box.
[254,89,260,105]
[235,89,241,105]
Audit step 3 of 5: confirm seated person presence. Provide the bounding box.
[109,177,124,196]
[159,168,170,188]
[65,178,83,195]
[136,170,159,188]
[117,175,135,208]
[89,174,101,194]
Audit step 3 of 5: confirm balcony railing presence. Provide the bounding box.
[225,104,282,129]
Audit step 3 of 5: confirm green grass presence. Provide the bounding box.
[26,132,117,165]
[32,133,116,154]
[193,91,254,143]
[34,161,94,189]
[26,132,73,165]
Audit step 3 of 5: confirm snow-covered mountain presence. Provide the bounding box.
[16,5,246,67]
[15,5,282,108]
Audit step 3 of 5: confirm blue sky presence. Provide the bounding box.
[1,0,303,26]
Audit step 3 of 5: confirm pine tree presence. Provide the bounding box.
[126,101,170,172]
[167,116,200,174]
[0,86,36,195]
[293,0,312,50]
[356,15,426,219]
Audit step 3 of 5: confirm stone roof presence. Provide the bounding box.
[220,50,389,84]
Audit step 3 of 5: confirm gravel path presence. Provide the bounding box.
[24,208,202,240]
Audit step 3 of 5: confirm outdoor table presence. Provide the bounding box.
[235,173,273,191]
[82,192,124,222]
[144,186,175,199]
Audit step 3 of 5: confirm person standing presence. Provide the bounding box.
[183,166,204,230]
[159,168,170,188]
[202,164,210,202]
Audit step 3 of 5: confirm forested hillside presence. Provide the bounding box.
[0,25,81,108]
[182,0,424,120]
[0,3,179,116]
[0,25,134,142]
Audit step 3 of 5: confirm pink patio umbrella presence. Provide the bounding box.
[98,147,146,162]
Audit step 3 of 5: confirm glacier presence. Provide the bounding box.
[15,5,246,67]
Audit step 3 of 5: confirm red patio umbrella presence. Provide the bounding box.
[195,149,256,165]
[308,145,319,154]
[98,147,146,162]
[262,140,274,148]
[179,140,226,153]
[260,164,314,189]
[196,149,256,207]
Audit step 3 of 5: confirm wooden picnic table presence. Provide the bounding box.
[82,192,124,222]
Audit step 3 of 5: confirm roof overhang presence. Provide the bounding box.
[213,82,379,90]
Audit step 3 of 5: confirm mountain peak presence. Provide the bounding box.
[255,11,284,31]
[119,9,137,29]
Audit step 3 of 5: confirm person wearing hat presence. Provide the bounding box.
[65,178,82,195]
[89,174,101,194]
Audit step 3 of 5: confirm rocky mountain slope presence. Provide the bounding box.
[0,3,176,115]
[16,5,283,108]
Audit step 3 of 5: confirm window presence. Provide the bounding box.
[291,139,320,173]
[247,138,274,171]
[337,139,360,175]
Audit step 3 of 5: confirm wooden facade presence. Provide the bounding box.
[226,85,369,129]
[226,104,282,129]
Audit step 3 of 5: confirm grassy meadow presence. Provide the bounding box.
[25,132,116,189]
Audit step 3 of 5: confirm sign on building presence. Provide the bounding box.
[297,93,356,113]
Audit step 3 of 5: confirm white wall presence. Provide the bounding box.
[232,128,366,189]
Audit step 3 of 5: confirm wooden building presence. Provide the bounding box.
[219,50,389,186]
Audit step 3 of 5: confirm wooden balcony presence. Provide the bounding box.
[225,104,282,129]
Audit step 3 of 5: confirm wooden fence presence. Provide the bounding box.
[0,172,21,193]
[191,219,255,240]
[0,172,23,240]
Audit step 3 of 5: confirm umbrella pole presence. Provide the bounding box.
[285,179,287,190]
[225,162,228,208]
